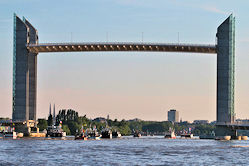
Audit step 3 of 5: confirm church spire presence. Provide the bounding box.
[53,104,55,118]
[49,103,51,116]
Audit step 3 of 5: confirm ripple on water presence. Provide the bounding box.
[0,137,249,165]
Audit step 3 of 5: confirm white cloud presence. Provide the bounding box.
[202,6,230,15]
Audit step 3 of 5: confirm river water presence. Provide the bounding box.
[0,136,248,165]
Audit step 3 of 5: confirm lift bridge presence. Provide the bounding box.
[13,13,248,137]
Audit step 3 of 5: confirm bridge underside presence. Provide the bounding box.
[215,124,249,138]
[218,124,249,130]
[27,43,216,54]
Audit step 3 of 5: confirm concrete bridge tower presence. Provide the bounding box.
[216,14,236,136]
[12,14,38,121]
[216,14,235,125]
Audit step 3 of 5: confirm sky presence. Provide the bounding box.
[0,0,249,122]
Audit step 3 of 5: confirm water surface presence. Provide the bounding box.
[0,136,248,165]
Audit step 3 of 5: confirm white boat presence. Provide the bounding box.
[46,126,66,137]
[0,125,17,139]
[0,132,17,139]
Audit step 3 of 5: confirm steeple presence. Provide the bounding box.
[53,104,55,118]
[49,103,51,116]
[53,104,56,126]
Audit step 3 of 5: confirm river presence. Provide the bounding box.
[0,136,248,165]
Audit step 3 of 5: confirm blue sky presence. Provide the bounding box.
[0,0,249,121]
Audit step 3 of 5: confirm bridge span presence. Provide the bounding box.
[27,42,216,54]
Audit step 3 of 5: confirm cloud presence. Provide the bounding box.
[202,6,230,15]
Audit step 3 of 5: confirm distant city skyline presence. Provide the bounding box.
[1,0,249,121]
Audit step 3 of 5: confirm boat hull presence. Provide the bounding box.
[75,136,88,140]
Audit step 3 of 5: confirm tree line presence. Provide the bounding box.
[37,110,215,136]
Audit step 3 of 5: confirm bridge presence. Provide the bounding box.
[27,42,216,54]
[13,14,239,137]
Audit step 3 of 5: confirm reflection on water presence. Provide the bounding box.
[0,136,248,165]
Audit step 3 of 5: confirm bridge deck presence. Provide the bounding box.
[27,42,217,54]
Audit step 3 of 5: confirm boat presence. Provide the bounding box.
[88,132,101,140]
[46,110,66,138]
[112,130,121,138]
[75,133,88,140]
[46,126,66,137]
[0,125,17,139]
[75,126,88,140]
[101,128,112,139]
[86,128,101,140]
[181,133,193,138]
[165,128,176,139]
[133,130,141,137]
[0,131,17,139]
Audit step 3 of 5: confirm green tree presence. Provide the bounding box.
[37,119,48,131]
[128,121,143,131]
[67,121,80,135]
[62,125,71,135]
[118,124,131,135]
[77,115,90,126]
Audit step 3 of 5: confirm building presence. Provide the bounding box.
[93,117,106,123]
[168,109,179,122]
[128,118,142,122]
[193,120,209,124]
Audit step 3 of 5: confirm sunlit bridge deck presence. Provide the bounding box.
[27,42,217,54]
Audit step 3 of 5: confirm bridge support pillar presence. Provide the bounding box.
[216,14,235,133]
[12,14,38,122]
[215,125,237,138]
